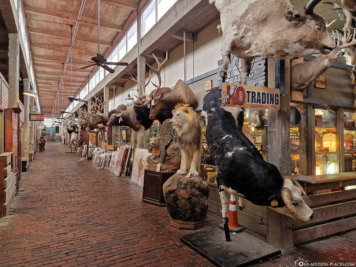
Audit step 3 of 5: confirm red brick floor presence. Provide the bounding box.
[0,142,355,267]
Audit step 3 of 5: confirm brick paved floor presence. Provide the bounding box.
[0,142,355,267]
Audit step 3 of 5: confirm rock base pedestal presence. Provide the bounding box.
[163,173,209,230]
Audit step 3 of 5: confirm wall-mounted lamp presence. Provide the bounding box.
[68,96,88,103]
[24,90,38,98]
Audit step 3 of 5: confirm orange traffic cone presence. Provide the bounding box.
[227,194,240,232]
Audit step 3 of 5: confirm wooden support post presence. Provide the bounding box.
[8,33,19,108]
[22,79,31,163]
[337,108,344,173]
[307,105,315,175]
[267,59,294,254]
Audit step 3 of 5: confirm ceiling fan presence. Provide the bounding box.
[81,0,128,73]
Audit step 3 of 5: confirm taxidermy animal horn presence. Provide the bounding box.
[161,79,198,108]
[305,0,322,15]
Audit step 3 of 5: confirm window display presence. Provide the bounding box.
[243,108,268,160]
[344,111,356,172]
[315,108,339,175]
[290,104,307,175]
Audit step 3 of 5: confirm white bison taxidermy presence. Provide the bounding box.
[203,88,313,227]
[170,104,202,177]
[210,0,336,83]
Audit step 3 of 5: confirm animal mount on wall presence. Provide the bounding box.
[210,0,335,84]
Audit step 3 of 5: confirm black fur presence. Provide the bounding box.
[203,87,284,207]
[134,106,154,130]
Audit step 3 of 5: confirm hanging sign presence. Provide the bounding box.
[30,114,45,121]
[221,83,280,110]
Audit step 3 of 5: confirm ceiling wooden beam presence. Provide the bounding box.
[31,43,98,57]
[34,63,93,72]
[102,0,137,10]
[33,55,91,65]
[36,70,88,79]
[25,5,123,32]
[36,76,83,83]
[28,27,112,47]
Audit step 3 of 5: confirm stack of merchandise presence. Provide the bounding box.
[97,152,113,169]
[92,148,105,167]
[109,146,134,177]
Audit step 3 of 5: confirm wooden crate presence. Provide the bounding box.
[0,152,15,217]
[142,170,175,207]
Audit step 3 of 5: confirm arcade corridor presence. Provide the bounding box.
[0,142,355,266]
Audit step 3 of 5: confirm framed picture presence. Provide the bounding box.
[122,129,127,141]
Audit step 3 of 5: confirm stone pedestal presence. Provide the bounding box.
[163,173,209,229]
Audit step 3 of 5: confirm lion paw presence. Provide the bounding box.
[186,170,199,178]
[177,169,186,175]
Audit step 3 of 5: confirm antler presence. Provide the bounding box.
[333,28,356,49]
[148,52,168,89]
[129,70,152,95]
[90,96,106,114]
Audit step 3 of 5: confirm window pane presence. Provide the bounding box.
[315,108,338,175]
[158,0,176,20]
[99,67,104,81]
[142,0,156,36]
[127,21,137,51]
[118,37,127,60]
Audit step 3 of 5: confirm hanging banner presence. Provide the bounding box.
[221,83,280,110]
[30,114,45,121]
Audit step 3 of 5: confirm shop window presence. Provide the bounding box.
[290,103,308,175]
[343,111,356,172]
[243,109,269,160]
[315,108,339,175]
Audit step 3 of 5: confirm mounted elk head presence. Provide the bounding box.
[291,27,356,91]
[143,52,198,120]
[87,96,108,130]
[210,0,336,83]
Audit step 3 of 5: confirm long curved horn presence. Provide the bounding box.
[291,179,307,196]
[305,0,322,15]
[281,188,305,221]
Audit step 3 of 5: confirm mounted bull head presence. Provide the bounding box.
[107,104,128,126]
[210,0,336,83]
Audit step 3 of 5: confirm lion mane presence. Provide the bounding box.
[172,104,202,149]
[171,104,202,177]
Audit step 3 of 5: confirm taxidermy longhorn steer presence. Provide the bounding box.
[210,0,336,83]
[203,88,313,228]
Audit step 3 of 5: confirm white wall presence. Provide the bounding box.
[108,19,222,111]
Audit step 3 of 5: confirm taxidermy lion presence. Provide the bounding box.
[170,104,202,177]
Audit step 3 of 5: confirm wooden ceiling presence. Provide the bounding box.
[24,0,139,116]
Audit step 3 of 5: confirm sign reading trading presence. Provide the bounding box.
[29,114,45,121]
[221,83,280,110]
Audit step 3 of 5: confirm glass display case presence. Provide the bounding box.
[290,103,308,175]
[315,108,339,175]
[344,111,356,172]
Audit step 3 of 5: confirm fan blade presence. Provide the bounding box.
[101,64,115,73]
[81,64,96,69]
[106,62,129,66]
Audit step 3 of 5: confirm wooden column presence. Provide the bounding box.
[267,59,294,254]
[22,79,31,162]
[8,33,19,108]
[307,104,315,175]
[337,108,344,173]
